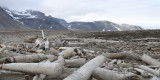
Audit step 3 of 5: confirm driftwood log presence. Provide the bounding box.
[32,56,65,80]
[0,70,25,75]
[141,54,160,67]
[64,55,105,80]
[102,52,126,59]
[58,48,77,58]
[65,58,86,68]
[0,62,63,76]
[134,68,150,77]
[102,51,141,61]
[92,68,136,80]
[0,54,57,63]
[139,65,160,77]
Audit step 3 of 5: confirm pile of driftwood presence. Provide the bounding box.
[0,30,160,80]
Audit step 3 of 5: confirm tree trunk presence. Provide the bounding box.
[1,54,57,63]
[0,63,63,76]
[102,52,126,59]
[139,65,160,77]
[58,48,77,58]
[92,68,136,80]
[63,55,105,80]
[141,54,160,66]
[65,58,86,68]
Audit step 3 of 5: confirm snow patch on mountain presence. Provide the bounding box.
[116,27,122,31]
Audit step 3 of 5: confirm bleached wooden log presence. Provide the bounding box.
[33,74,46,80]
[45,39,49,50]
[68,42,86,46]
[0,62,63,76]
[60,38,81,41]
[65,58,86,68]
[102,52,126,59]
[32,60,51,80]
[151,76,160,80]
[46,68,78,80]
[33,56,65,80]
[106,59,117,70]
[1,54,57,63]
[139,65,160,77]
[54,38,64,47]
[0,70,25,75]
[54,56,65,66]
[0,46,7,54]
[83,49,95,54]
[134,68,150,77]
[58,48,77,59]
[35,38,42,46]
[41,30,45,39]
[32,38,45,50]
[58,47,80,50]
[0,51,23,59]
[92,68,136,80]
[125,51,141,61]
[141,54,160,67]
[49,47,60,55]
[64,55,105,80]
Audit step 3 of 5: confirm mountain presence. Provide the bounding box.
[3,7,143,31]
[68,21,143,31]
[3,8,67,30]
[0,7,28,30]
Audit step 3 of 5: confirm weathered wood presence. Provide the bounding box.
[32,60,50,80]
[33,74,46,80]
[63,55,105,80]
[0,46,7,54]
[58,47,80,50]
[141,54,160,66]
[0,51,23,59]
[92,68,136,80]
[46,68,78,80]
[65,58,86,68]
[58,48,77,59]
[134,68,150,77]
[60,38,81,41]
[139,65,160,77]
[0,70,25,75]
[0,54,57,63]
[125,51,141,61]
[49,47,60,55]
[45,39,49,50]
[0,63,63,76]
[102,52,126,59]
[54,56,65,66]
[41,30,45,39]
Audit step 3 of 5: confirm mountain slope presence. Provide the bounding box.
[3,7,143,31]
[68,21,143,31]
[0,7,28,30]
[3,8,67,30]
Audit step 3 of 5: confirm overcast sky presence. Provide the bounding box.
[0,0,160,29]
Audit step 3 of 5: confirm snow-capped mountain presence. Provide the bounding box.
[3,7,143,31]
[3,7,67,30]
[68,21,143,31]
[0,7,29,30]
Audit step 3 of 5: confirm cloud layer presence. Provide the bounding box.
[0,0,160,29]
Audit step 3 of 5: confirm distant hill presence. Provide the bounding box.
[68,21,143,31]
[3,7,143,31]
[0,7,29,31]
